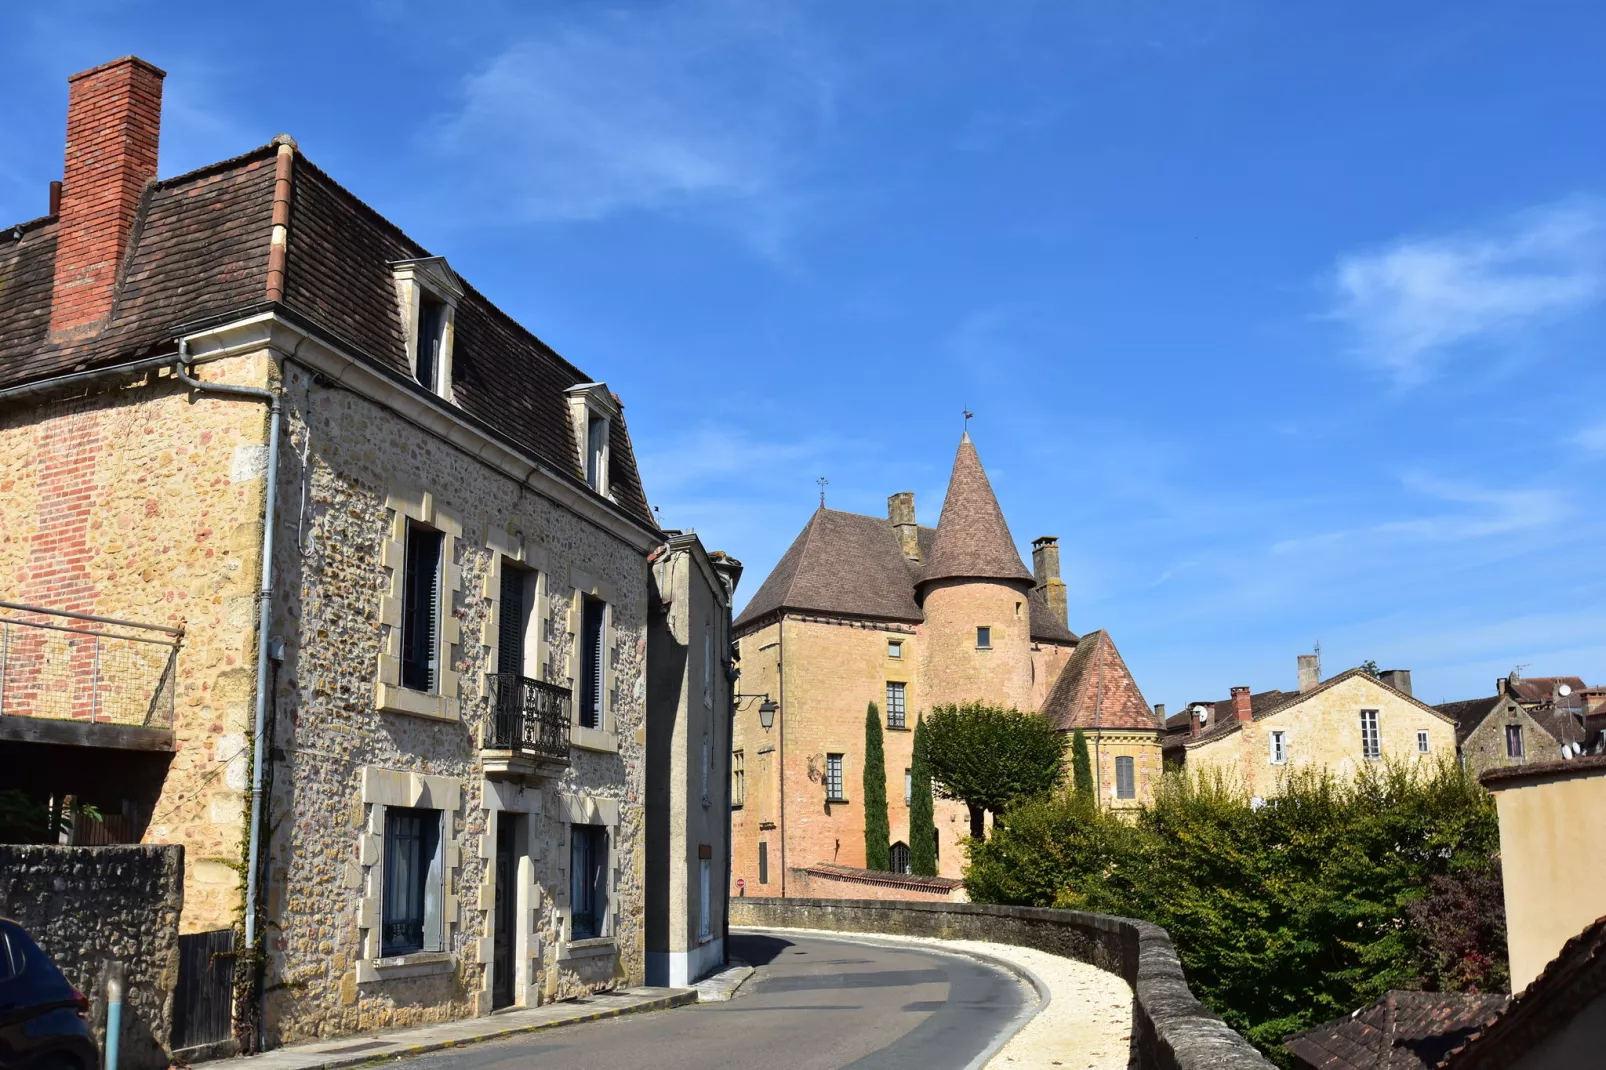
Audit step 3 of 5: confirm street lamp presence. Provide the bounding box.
[736,693,778,729]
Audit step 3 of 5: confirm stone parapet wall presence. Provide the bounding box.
[729,897,1272,1070]
[0,844,185,1070]
[786,865,966,903]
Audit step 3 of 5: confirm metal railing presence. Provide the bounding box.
[485,673,572,765]
[0,600,181,730]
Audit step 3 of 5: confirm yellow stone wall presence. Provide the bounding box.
[1184,675,1457,797]
[1084,730,1164,811]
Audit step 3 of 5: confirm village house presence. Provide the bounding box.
[0,55,732,1049]
[1165,657,1456,797]
[728,432,1152,895]
[1437,672,1599,778]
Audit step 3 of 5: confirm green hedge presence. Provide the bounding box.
[964,761,1506,1066]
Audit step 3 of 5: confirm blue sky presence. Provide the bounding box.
[4,1,1604,708]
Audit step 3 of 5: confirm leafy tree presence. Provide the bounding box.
[862,701,890,870]
[909,714,938,876]
[924,702,1066,839]
[1360,660,1379,677]
[0,790,102,844]
[1071,729,1094,802]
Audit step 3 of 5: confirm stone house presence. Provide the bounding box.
[0,56,726,1046]
[644,533,740,986]
[729,433,1149,893]
[1437,673,1598,779]
[1166,658,1457,798]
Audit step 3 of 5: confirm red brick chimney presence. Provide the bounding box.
[49,56,165,341]
[1231,686,1253,724]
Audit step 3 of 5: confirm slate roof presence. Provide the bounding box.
[1284,990,1508,1070]
[1180,669,1458,750]
[733,508,925,630]
[1040,630,1157,733]
[1434,697,1507,746]
[1438,915,1606,1069]
[0,145,654,527]
[921,434,1034,587]
[1027,587,1077,644]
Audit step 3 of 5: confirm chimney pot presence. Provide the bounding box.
[1190,705,1203,737]
[48,180,61,215]
[1030,536,1068,628]
[48,56,166,341]
[1378,669,1413,698]
[1231,686,1253,724]
[1297,654,1320,693]
[1154,702,1166,721]
[887,492,920,563]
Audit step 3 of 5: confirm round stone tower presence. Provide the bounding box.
[917,433,1037,710]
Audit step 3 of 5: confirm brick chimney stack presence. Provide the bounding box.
[49,56,165,341]
[1378,669,1413,697]
[887,492,920,562]
[1231,686,1253,724]
[1189,704,1203,737]
[1031,536,1068,626]
[1297,654,1320,693]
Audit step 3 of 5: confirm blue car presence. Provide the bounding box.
[0,919,98,1070]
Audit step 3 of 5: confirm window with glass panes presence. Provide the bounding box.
[1360,710,1381,760]
[1417,730,1430,754]
[826,753,845,801]
[569,825,608,939]
[1115,755,1136,799]
[1506,724,1524,759]
[886,682,906,729]
[731,750,745,808]
[382,807,443,956]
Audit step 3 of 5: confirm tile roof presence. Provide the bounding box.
[920,434,1034,587]
[1027,587,1077,644]
[1039,630,1157,732]
[0,145,654,527]
[1433,697,1507,746]
[1284,990,1508,1070]
[733,507,925,630]
[1504,675,1587,705]
[1439,915,1606,1069]
[1181,669,1457,750]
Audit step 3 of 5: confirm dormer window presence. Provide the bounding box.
[566,383,621,498]
[390,256,463,399]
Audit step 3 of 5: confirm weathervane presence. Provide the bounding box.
[963,408,974,434]
[817,476,828,508]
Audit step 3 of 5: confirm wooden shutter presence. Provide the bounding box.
[498,565,524,678]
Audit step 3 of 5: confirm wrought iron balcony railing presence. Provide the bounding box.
[485,673,571,766]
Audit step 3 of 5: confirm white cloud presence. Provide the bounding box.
[1330,200,1606,385]
[1573,422,1606,453]
[432,0,835,231]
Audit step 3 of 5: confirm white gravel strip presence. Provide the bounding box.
[738,927,1133,1070]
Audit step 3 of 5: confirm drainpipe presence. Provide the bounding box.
[173,344,281,958]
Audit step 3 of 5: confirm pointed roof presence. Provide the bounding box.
[920,434,1034,587]
[733,508,924,630]
[1039,630,1158,732]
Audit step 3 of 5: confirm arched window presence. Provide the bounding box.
[889,841,910,874]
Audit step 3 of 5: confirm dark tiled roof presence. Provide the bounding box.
[1440,916,1606,1069]
[1027,587,1077,644]
[733,508,924,631]
[0,146,653,526]
[1434,697,1507,746]
[1505,676,1587,705]
[921,435,1034,586]
[1174,689,1299,745]
[1285,991,1508,1070]
[1039,630,1157,732]
[1480,752,1606,790]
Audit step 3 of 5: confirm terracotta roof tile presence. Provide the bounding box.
[1285,991,1508,1070]
[921,435,1033,586]
[1039,630,1157,732]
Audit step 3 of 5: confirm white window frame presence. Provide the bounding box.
[1360,709,1381,760]
[1269,730,1287,765]
[888,640,902,659]
[565,383,620,498]
[1417,729,1430,754]
[390,256,463,400]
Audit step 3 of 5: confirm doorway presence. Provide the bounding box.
[492,813,519,1009]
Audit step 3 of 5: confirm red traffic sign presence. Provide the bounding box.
[735,878,746,889]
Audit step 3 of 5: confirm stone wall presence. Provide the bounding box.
[729,897,1273,1070]
[786,864,965,903]
[0,845,184,1070]
[1461,698,1558,779]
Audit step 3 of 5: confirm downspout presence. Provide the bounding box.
[776,617,786,898]
[173,349,281,962]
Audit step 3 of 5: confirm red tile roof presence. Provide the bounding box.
[1283,990,1508,1070]
[1039,630,1157,732]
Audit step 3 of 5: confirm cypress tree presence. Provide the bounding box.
[863,701,890,870]
[1072,729,1095,802]
[909,713,938,876]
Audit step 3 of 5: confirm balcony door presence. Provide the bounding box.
[492,813,519,1009]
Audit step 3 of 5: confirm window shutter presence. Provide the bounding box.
[424,537,441,692]
[422,811,445,952]
[499,566,524,678]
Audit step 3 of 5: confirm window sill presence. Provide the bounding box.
[376,682,458,722]
[571,725,619,753]
[560,938,616,962]
[359,951,454,983]
[975,647,993,652]
[886,724,910,733]
[826,797,849,805]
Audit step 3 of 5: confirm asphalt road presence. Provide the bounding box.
[397,931,1031,1070]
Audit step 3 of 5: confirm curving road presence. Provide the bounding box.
[398,931,1032,1070]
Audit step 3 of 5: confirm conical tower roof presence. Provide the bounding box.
[920,434,1034,586]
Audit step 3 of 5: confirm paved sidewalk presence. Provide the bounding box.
[210,988,695,1070]
[691,963,754,1002]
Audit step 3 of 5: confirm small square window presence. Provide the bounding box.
[976,626,991,649]
[1417,730,1430,754]
[888,640,902,659]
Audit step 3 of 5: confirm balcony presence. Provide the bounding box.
[482,672,571,777]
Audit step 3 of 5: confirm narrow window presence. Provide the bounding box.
[888,640,902,659]
[416,294,445,392]
[904,768,912,805]
[1115,755,1136,799]
[701,734,711,805]
[585,414,608,493]
[1269,730,1287,765]
[1360,710,1381,760]
[698,858,712,941]
[731,750,745,809]
[826,753,844,802]
[1506,724,1524,759]
[401,523,443,692]
[702,623,713,707]
[1014,601,1022,619]
[569,825,608,939]
[758,841,769,884]
[890,842,910,874]
[382,807,443,956]
[886,682,906,729]
[976,626,991,649]
[1417,729,1430,754]
[498,561,529,678]
[579,596,606,730]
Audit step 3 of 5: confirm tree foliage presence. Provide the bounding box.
[0,789,102,844]
[862,701,890,870]
[1071,729,1094,802]
[909,714,938,876]
[924,702,1066,839]
[965,761,1505,1067]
